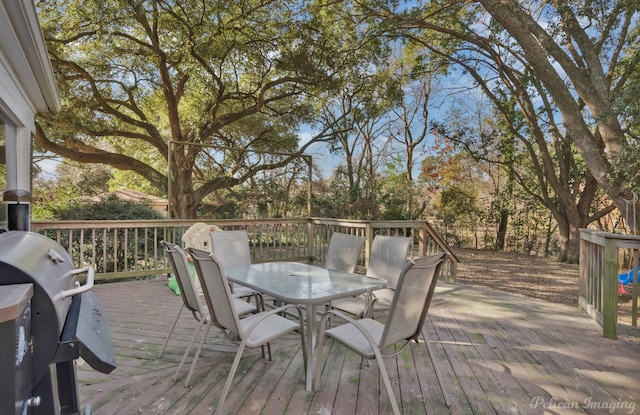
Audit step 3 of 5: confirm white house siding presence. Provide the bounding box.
[0,0,59,217]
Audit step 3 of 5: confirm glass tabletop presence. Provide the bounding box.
[224,261,386,305]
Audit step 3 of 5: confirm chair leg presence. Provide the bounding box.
[260,343,273,361]
[158,304,184,358]
[258,343,273,360]
[325,302,333,328]
[255,293,265,311]
[373,349,401,415]
[172,318,206,383]
[184,323,211,387]
[215,339,249,415]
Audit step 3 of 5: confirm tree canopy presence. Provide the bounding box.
[35,0,383,217]
[356,0,639,261]
[29,0,640,262]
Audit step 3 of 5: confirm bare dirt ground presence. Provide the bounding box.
[453,247,580,306]
[451,247,640,344]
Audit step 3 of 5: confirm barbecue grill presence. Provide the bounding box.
[0,230,117,415]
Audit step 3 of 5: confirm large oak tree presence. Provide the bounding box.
[361,0,639,261]
[35,0,365,217]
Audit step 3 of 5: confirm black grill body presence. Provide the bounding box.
[0,231,116,415]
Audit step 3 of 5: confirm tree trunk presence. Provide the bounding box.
[495,210,508,251]
[170,148,199,219]
[554,201,585,263]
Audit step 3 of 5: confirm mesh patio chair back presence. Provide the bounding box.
[188,248,242,334]
[380,253,447,348]
[210,229,251,267]
[159,241,214,387]
[366,235,412,289]
[161,241,204,319]
[165,247,255,388]
[188,248,307,415]
[324,232,366,273]
[330,235,412,318]
[315,252,447,415]
[209,230,262,304]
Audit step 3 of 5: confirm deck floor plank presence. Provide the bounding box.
[259,347,306,415]
[76,278,640,414]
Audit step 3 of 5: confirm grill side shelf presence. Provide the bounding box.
[56,292,117,374]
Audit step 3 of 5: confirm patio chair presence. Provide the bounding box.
[324,232,366,273]
[314,253,448,415]
[158,241,256,387]
[321,232,366,324]
[209,229,263,309]
[330,235,412,318]
[188,249,307,415]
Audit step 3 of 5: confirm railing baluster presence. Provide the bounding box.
[30,219,457,285]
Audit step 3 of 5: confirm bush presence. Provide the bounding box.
[53,194,164,220]
[49,195,164,274]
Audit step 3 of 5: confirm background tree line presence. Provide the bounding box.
[26,0,638,263]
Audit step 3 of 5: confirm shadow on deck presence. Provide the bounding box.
[78,278,640,414]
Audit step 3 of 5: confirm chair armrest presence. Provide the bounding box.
[244,303,304,335]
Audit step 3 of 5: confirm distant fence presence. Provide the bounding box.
[30,218,458,282]
[434,217,559,257]
[579,229,640,339]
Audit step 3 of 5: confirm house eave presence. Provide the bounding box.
[0,0,60,114]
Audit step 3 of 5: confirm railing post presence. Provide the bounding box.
[603,237,618,339]
[307,220,314,261]
[364,223,374,270]
[579,230,588,302]
[417,224,426,257]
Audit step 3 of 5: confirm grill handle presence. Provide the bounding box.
[61,267,95,298]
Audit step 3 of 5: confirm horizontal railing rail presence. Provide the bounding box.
[579,228,640,339]
[30,218,458,283]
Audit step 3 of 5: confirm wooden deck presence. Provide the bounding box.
[78,278,640,414]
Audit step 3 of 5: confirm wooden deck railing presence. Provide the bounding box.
[579,228,640,339]
[31,217,458,282]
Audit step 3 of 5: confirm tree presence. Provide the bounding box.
[317,74,391,218]
[475,0,639,257]
[359,0,638,261]
[421,132,506,247]
[32,162,113,220]
[379,156,421,219]
[315,40,402,219]
[386,45,444,219]
[35,0,363,218]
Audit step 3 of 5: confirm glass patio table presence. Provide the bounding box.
[224,261,386,391]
